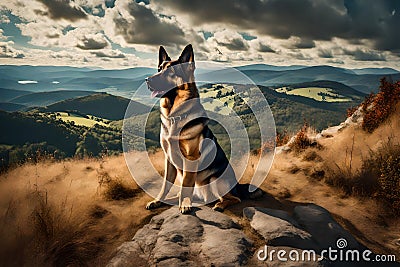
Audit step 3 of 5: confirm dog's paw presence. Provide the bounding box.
[146,200,162,210]
[179,198,192,214]
[179,205,192,214]
[249,188,264,199]
[212,203,224,212]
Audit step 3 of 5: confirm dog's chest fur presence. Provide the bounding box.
[160,99,207,168]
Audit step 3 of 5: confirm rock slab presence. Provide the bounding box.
[108,206,253,267]
[244,204,373,267]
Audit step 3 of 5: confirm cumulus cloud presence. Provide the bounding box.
[327,59,344,65]
[0,41,24,58]
[318,49,334,58]
[108,0,186,46]
[76,33,109,50]
[0,12,10,23]
[17,22,63,47]
[37,0,87,21]
[154,0,400,52]
[288,50,312,61]
[0,29,6,40]
[91,49,125,58]
[287,37,316,49]
[211,30,249,51]
[257,43,275,53]
[344,48,387,61]
[1,0,399,69]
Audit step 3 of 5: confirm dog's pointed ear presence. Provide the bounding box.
[179,44,194,64]
[159,46,171,66]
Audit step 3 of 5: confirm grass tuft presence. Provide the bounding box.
[103,179,140,201]
[325,137,400,215]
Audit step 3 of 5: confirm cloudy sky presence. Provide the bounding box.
[0,0,399,69]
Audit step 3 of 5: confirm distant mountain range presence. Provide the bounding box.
[0,64,398,99]
[0,65,155,98]
[36,93,149,120]
[8,90,96,107]
[235,65,399,93]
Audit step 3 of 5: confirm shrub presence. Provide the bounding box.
[103,179,140,200]
[325,162,379,197]
[325,138,400,215]
[276,130,290,146]
[289,122,318,152]
[346,106,358,118]
[378,146,400,215]
[357,78,400,133]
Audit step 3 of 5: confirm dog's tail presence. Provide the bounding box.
[234,183,264,200]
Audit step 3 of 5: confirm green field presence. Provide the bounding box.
[200,84,241,114]
[276,87,352,102]
[54,112,109,127]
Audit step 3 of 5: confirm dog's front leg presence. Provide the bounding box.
[146,158,177,210]
[179,170,196,214]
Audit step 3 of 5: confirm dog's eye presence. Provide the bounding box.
[166,67,175,76]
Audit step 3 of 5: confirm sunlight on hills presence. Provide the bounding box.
[276,86,352,102]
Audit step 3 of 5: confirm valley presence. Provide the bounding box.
[0,63,397,170]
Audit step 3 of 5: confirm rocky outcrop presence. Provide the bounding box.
[276,106,365,154]
[107,206,253,267]
[317,106,364,139]
[244,204,370,266]
[109,204,374,267]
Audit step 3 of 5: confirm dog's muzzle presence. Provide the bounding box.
[146,77,166,98]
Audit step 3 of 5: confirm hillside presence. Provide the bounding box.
[240,65,400,94]
[0,110,124,166]
[0,102,27,112]
[351,68,400,75]
[0,88,30,102]
[235,63,306,72]
[200,83,363,132]
[0,107,398,266]
[0,80,365,170]
[39,93,149,120]
[9,90,96,107]
[279,80,365,98]
[0,110,81,156]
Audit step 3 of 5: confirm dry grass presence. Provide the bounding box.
[324,132,400,215]
[0,154,155,266]
[103,179,141,201]
[1,188,103,266]
[323,81,400,215]
[302,150,322,162]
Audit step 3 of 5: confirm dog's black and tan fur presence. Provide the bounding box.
[145,44,246,214]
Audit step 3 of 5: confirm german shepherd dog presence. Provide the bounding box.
[145,44,251,214]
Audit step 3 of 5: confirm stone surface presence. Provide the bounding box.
[109,204,375,267]
[292,204,360,250]
[244,204,373,266]
[107,206,252,267]
[243,207,318,250]
[317,107,364,140]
